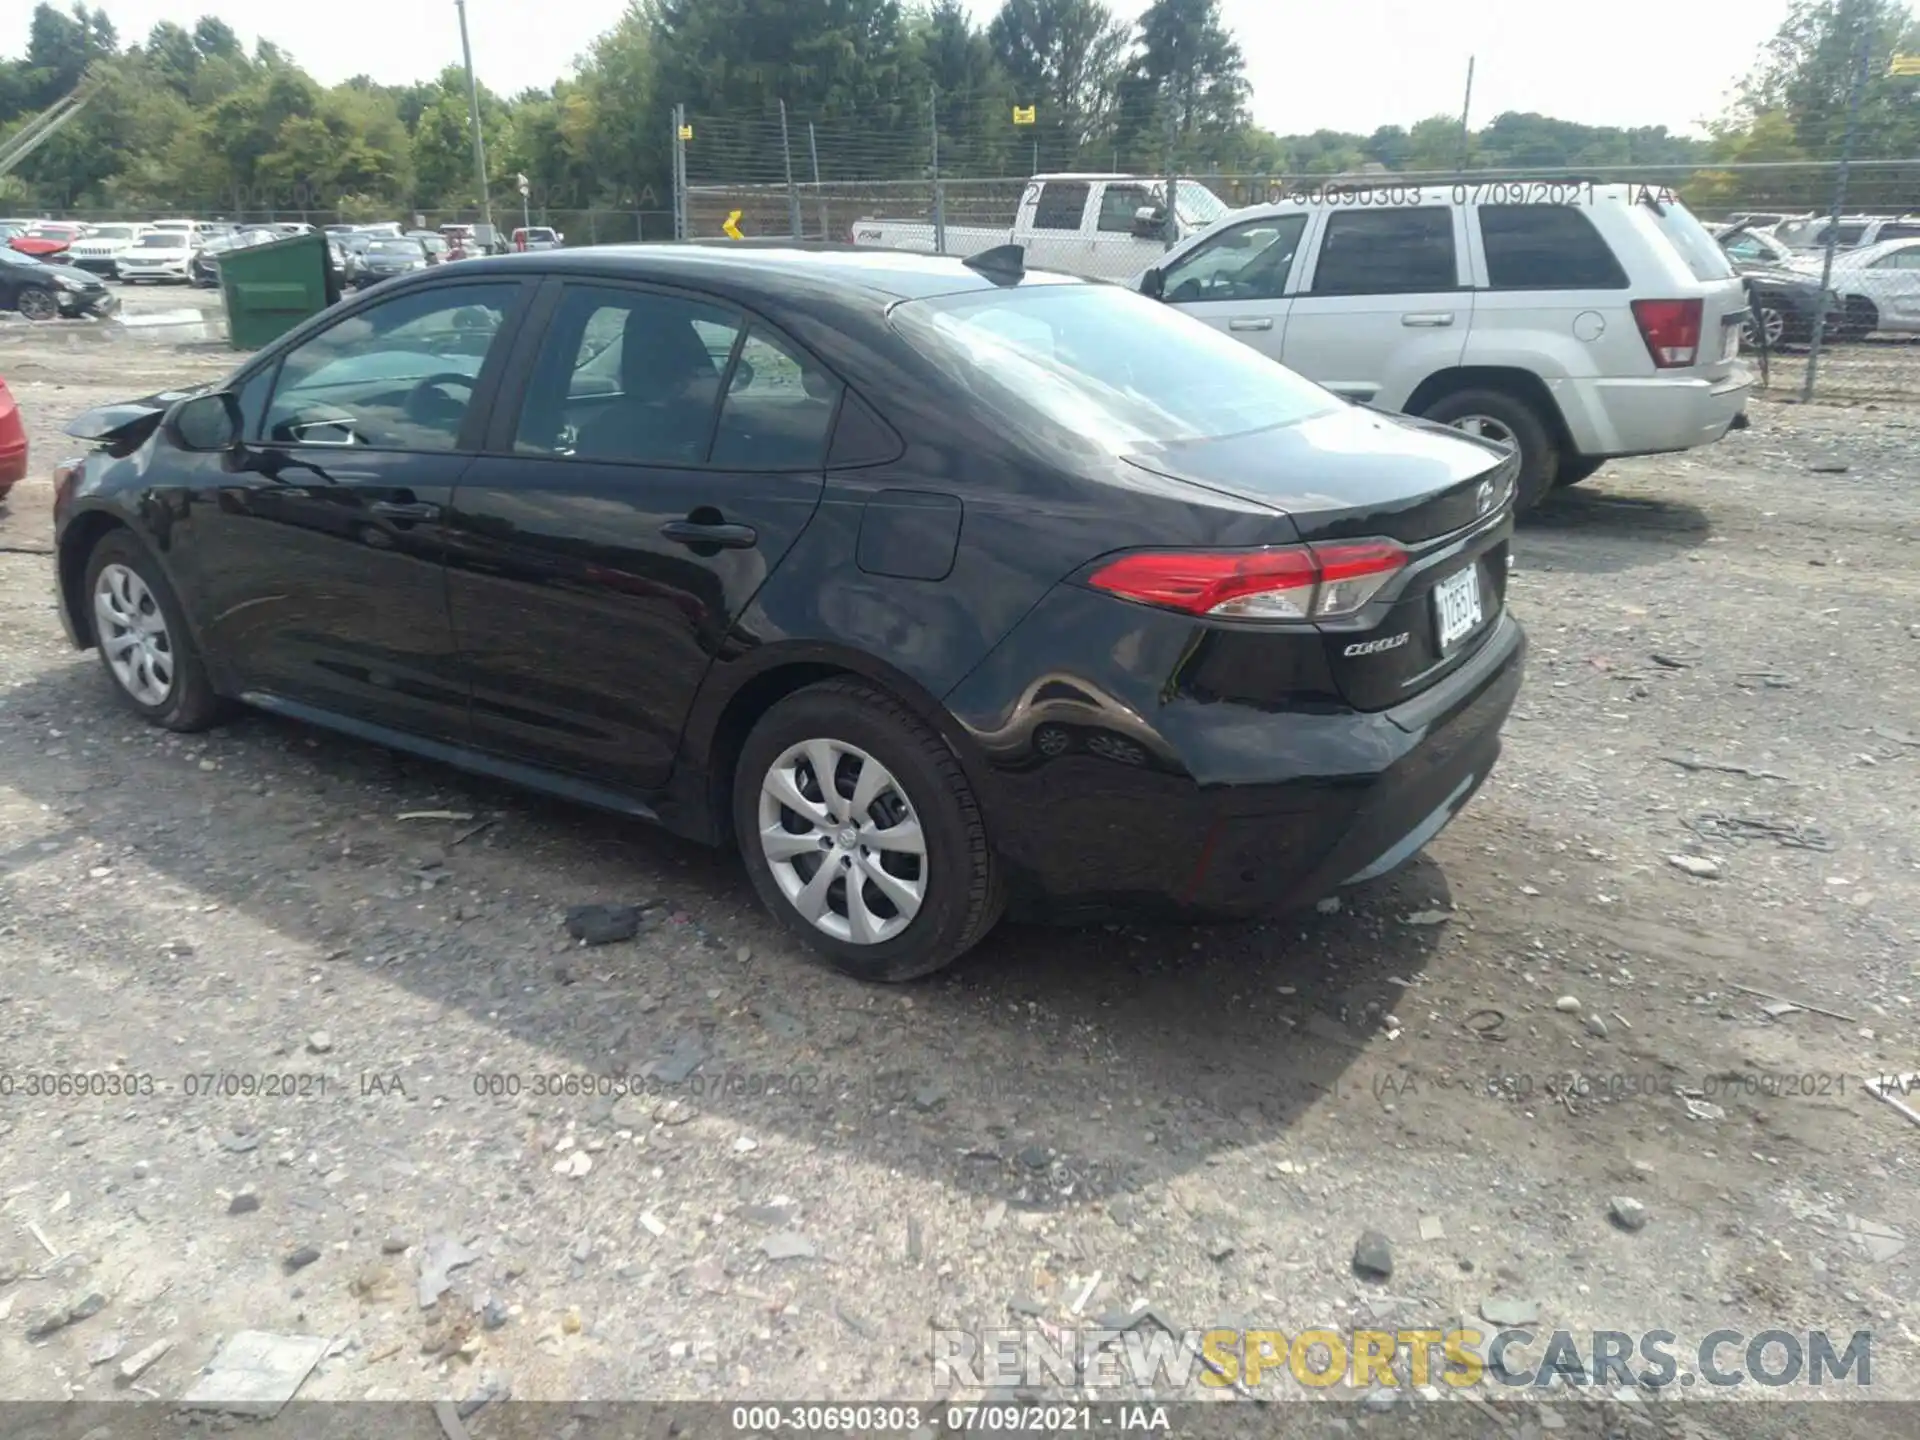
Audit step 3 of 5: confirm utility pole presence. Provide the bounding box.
[1459,56,1475,168]
[808,122,827,241]
[930,86,946,255]
[454,0,495,248]
[1803,16,1875,401]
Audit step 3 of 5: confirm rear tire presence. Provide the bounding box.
[18,287,57,322]
[1419,387,1558,513]
[1554,457,1606,488]
[733,679,1004,982]
[83,532,230,732]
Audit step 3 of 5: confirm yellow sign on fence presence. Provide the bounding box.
[722,210,744,240]
[1012,105,1036,125]
[678,124,694,140]
[1890,53,1920,75]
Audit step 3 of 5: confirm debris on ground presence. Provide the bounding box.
[1351,1230,1393,1281]
[180,1331,329,1417]
[1609,1197,1649,1233]
[1667,854,1721,878]
[565,902,652,945]
[418,1236,480,1308]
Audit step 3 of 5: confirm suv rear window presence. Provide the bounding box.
[1479,205,1628,289]
[1644,199,1735,282]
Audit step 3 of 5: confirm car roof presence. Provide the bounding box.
[443,243,1090,304]
[1846,237,1920,259]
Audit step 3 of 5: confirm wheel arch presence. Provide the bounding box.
[666,643,992,847]
[1403,366,1577,458]
[57,508,132,648]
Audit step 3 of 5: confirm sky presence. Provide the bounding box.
[0,0,1794,138]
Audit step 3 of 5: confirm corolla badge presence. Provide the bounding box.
[1344,632,1410,657]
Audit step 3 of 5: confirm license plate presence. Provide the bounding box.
[1433,566,1483,652]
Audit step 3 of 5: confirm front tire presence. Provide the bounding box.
[83,532,229,732]
[733,679,1004,982]
[18,287,57,321]
[1839,296,1878,340]
[1419,387,1558,513]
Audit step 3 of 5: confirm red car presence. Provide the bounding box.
[0,375,27,502]
[10,221,85,260]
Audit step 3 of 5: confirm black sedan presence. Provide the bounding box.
[1716,224,1841,347]
[0,246,117,320]
[50,245,1525,980]
[351,237,430,288]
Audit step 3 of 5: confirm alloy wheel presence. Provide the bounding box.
[1740,307,1786,348]
[1445,413,1517,451]
[18,288,57,322]
[757,737,927,945]
[93,563,174,707]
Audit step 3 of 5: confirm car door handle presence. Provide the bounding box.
[1228,317,1274,331]
[660,520,758,549]
[1402,312,1455,327]
[368,500,441,521]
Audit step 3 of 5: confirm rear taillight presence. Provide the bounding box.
[1086,540,1408,622]
[1631,298,1703,367]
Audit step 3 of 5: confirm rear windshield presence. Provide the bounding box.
[890,282,1342,448]
[369,240,423,254]
[1645,198,1735,282]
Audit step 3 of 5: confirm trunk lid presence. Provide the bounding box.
[1119,404,1516,711]
[1119,404,1515,545]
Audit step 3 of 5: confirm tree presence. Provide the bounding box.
[913,0,1014,173]
[144,21,200,94]
[1737,0,1920,156]
[1128,0,1246,148]
[988,0,1129,161]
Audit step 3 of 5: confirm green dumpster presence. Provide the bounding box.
[219,230,340,350]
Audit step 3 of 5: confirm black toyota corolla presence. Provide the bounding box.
[51,244,1525,980]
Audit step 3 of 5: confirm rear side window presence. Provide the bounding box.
[1032,182,1090,231]
[1878,223,1920,241]
[1311,208,1457,295]
[1644,200,1736,282]
[1479,205,1628,289]
[709,327,842,471]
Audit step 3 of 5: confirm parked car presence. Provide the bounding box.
[9,220,86,260]
[0,246,117,320]
[117,230,197,283]
[65,222,151,277]
[350,236,432,287]
[50,245,1525,980]
[0,374,26,502]
[1137,182,1755,508]
[1774,214,1920,253]
[1721,211,1797,231]
[512,225,563,251]
[191,227,278,287]
[1713,224,1841,348]
[852,173,1233,280]
[1789,236,1920,337]
[405,230,450,264]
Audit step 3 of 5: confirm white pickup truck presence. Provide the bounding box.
[849,173,1235,281]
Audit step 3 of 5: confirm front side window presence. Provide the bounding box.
[1161,215,1308,303]
[262,282,513,450]
[514,285,742,466]
[1479,205,1628,289]
[1311,208,1457,295]
[1097,185,1153,234]
[1875,247,1920,270]
[1033,182,1091,232]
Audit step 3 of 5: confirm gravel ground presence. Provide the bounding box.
[0,317,1917,1437]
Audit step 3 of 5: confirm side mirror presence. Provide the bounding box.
[1139,268,1165,301]
[1132,205,1165,239]
[164,392,243,453]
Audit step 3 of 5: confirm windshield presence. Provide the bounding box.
[890,281,1342,450]
[91,226,135,240]
[1167,183,1230,228]
[369,240,423,255]
[137,233,182,249]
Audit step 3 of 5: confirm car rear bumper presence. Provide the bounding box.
[1552,368,1753,458]
[0,437,26,497]
[946,603,1527,922]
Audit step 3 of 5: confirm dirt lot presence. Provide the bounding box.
[0,309,1917,1436]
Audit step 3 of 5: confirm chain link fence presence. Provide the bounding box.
[679,114,1920,406]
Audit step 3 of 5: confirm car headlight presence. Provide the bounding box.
[54,273,85,291]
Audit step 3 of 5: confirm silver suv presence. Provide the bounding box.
[1140,183,1755,509]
